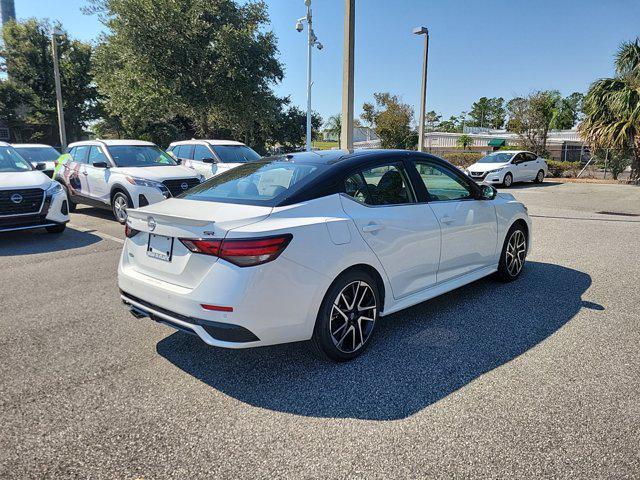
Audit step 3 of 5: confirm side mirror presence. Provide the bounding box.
[92,161,109,169]
[202,157,216,164]
[480,184,497,200]
[35,163,47,171]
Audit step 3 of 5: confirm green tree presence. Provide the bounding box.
[368,92,414,149]
[0,19,97,144]
[438,115,461,133]
[580,38,640,181]
[507,91,558,155]
[424,110,441,131]
[270,106,322,151]
[324,114,342,148]
[91,0,284,149]
[550,92,583,130]
[457,134,473,150]
[468,97,506,129]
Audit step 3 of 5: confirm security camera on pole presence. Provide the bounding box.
[296,0,323,152]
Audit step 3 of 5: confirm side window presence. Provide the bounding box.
[193,145,214,161]
[87,146,109,165]
[344,164,415,206]
[177,144,194,160]
[512,153,526,164]
[414,161,473,201]
[71,146,89,163]
[525,152,537,162]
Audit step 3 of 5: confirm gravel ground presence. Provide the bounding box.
[1,182,639,479]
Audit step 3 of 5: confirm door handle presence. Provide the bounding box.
[82,171,88,175]
[362,223,384,233]
[440,216,455,225]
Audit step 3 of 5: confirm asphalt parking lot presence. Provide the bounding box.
[1,181,639,478]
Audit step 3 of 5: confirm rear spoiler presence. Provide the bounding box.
[127,209,214,227]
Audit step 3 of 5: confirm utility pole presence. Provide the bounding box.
[51,28,67,150]
[413,26,429,152]
[341,0,355,151]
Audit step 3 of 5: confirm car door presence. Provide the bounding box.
[340,161,441,299]
[510,153,529,181]
[64,145,90,197]
[523,152,540,180]
[174,144,194,169]
[192,144,220,178]
[412,159,497,283]
[85,145,111,203]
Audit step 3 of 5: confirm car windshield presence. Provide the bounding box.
[477,152,514,164]
[179,161,321,206]
[14,146,60,163]
[212,145,261,163]
[0,146,33,172]
[108,145,177,167]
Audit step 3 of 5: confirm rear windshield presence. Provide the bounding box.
[108,145,177,167]
[212,145,261,163]
[13,146,60,162]
[179,161,322,206]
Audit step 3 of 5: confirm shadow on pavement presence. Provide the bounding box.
[0,226,102,256]
[498,181,564,190]
[157,261,595,420]
[74,206,116,222]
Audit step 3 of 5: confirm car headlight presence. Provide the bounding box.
[487,168,504,174]
[125,176,164,188]
[45,181,63,196]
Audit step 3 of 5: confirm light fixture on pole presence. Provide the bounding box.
[296,0,323,152]
[413,26,429,152]
[51,26,67,150]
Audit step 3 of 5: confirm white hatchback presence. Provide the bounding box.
[167,140,261,179]
[0,142,69,234]
[466,150,548,187]
[55,140,203,223]
[118,150,532,361]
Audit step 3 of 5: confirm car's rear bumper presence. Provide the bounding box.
[117,243,330,349]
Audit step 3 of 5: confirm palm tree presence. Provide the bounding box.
[325,114,342,149]
[580,39,640,182]
[457,134,473,150]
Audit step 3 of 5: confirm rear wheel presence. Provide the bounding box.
[312,270,380,361]
[534,169,545,183]
[502,172,513,188]
[112,191,131,224]
[497,224,527,282]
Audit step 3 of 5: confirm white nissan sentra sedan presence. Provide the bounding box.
[465,150,548,187]
[119,150,531,361]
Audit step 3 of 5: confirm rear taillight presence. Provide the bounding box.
[180,234,292,267]
[125,224,140,238]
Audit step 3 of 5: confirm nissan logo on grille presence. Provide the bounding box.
[10,193,23,204]
[180,182,189,190]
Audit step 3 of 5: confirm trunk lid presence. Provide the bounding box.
[124,199,272,288]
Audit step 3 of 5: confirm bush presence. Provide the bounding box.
[547,160,579,178]
[437,152,483,168]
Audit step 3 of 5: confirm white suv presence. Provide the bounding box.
[55,140,203,223]
[0,141,69,234]
[12,143,61,178]
[167,140,260,179]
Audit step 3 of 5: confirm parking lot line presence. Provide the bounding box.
[68,223,125,244]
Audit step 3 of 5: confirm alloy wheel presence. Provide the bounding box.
[113,195,128,223]
[505,229,526,276]
[504,173,513,187]
[537,171,544,182]
[329,280,377,354]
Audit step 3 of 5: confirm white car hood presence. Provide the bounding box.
[468,162,509,173]
[0,170,52,189]
[112,165,200,181]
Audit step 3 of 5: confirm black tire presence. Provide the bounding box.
[311,269,381,362]
[111,190,131,224]
[46,223,66,234]
[534,170,545,184]
[502,172,513,188]
[497,223,528,282]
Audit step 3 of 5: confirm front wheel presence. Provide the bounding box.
[112,191,131,224]
[502,172,513,188]
[534,170,545,183]
[312,270,380,361]
[497,224,527,282]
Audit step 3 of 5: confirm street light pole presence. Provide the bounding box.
[51,28,67,150]
[296,0,323,152]
[341,0,355,151]
[413,26,429,152]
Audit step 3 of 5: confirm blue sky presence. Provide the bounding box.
[13,0,640,125]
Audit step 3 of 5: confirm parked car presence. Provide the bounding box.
[465,150,548,187]
[119,149,531,361]
[167,139,260,179]
[11,143,60,178]
[54,140,203,224]
[0,141,69,233]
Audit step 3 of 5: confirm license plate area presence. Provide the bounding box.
[147,233,174,262]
